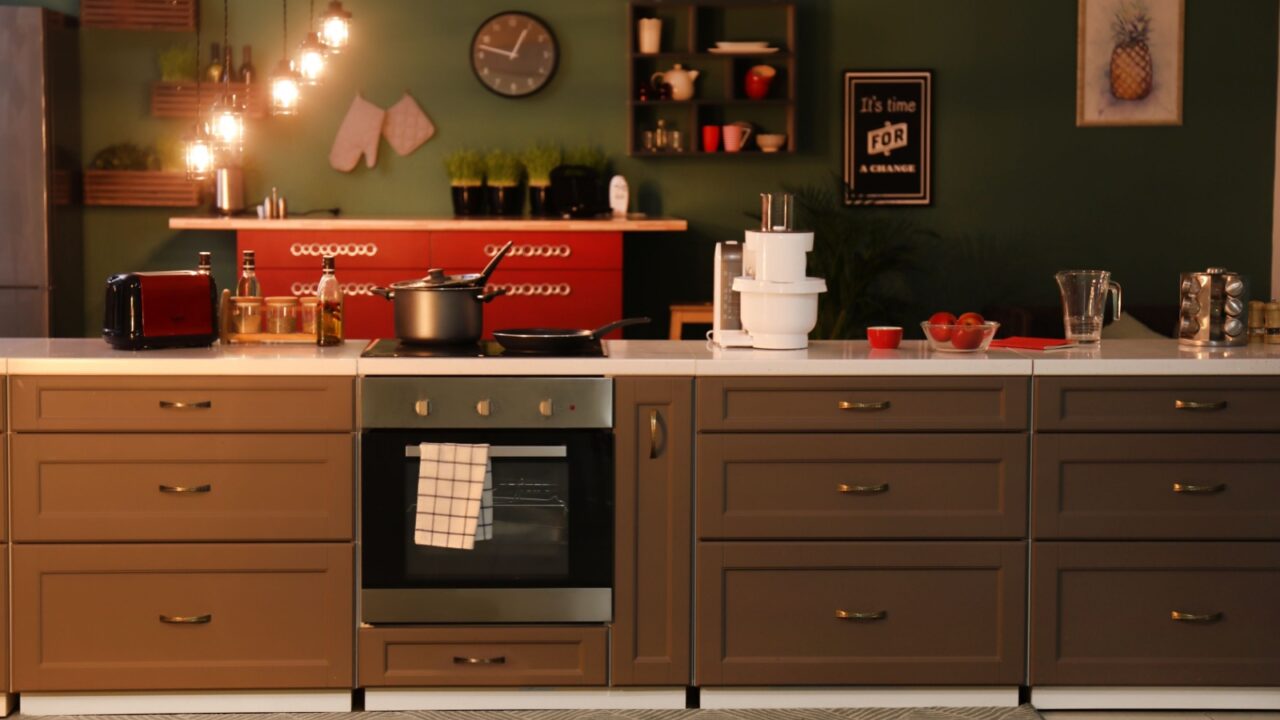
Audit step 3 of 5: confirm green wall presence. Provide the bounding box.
[55,0,1280,335]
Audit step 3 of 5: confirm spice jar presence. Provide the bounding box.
[298,296,320,335]
[231,296,263,334]
[264,296,299,334]
[1248,300,1266,344]
[1266,301,1280,345]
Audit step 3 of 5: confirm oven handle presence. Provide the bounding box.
[404,445,568,459]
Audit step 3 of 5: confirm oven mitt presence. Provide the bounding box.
[383,92,436,157]
[329,93,385,172]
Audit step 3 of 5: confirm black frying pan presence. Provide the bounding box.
[493,317,650,354]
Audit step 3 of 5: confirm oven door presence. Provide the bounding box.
[361,429,613,623]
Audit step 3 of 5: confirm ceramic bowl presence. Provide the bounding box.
[756,134,787,153]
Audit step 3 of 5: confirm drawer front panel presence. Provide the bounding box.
[480,270,623,338]
[698,434,1028,539]
[239,230,430,270]
[1033,434,1280,539]
[359,626,607,686]
[12,543,354,691]
[430,231,622,271]
[1035,376,1280,432]
[1,438,7,538]
[696,542,1026,686]
[697,377,1029,432]
[10,375,353,432]
[1031,542,1280,686]
[11,434,353,542]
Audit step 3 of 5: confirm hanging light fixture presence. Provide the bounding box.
[318,0,352,54]
[209,0,245,158]
[297,0,327,86]
[184,1,214,180]
[271,0,302,115]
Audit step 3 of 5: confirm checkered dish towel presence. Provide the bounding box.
[414,443,494,550]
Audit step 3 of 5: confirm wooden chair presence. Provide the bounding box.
[668,303,713,339]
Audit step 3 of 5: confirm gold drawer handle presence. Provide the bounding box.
[453,655,506,665]
[649,409,660,459]
[1173,482,1226,494]
[1171,610,1223,623]
[838,400,890,411]
[159,614,212,624]
[836,609,887,621]
[839,483,889,494]
[1174,400,1227,411]
[159,484,212,494]
[159,400,212,410]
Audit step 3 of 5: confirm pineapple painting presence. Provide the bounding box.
[1077,0,1183,126]
[1109,0,1154,100]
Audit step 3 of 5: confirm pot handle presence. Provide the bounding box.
[589,317,651,339]
[477,287,508,303]
[371,286,393,300]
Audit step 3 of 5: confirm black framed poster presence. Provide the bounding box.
[842,70,932,205]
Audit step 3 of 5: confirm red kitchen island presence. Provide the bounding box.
[168,216,688,339]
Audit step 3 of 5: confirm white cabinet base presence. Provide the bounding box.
[699,687,1021,709]
[19,690,352,715]
[1032,687,1280,710]
[364,687,687,711]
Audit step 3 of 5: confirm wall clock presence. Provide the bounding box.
[471,11,559,98]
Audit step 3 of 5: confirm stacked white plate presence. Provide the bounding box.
[709,41,779,55]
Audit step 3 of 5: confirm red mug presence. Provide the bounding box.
[701,124,721,152]
[744,65,776,100]
[866,326,903,349]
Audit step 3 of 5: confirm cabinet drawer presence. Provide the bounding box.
[697,377,1029,432]
[696,542,1026,686]
[12,543,354,691]
[1,547,7,692]
[358,626,606,686]
[698,434,1027,539]
[1,438,7,539]
[1035,376,1280,432]
[10,375,353,432]
[240,230,430,270]
[431,231,622,271]
[11,434,353,542]
[1033,434,1280,540]
[1031,542,1280,686]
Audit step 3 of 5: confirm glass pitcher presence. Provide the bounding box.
[1055,270,1122,343]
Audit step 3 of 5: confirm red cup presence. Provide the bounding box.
[867,326,903,349]
[701,124,721,152]
[744,65,776,100]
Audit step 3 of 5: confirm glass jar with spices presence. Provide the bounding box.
[298,296,320,335]
[264,296,299,334]
[231,296,263,334]
[1266,300,1280,345]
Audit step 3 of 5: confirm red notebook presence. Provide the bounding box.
[988,337,1078,351]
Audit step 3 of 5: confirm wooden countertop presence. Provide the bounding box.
[168,216,688,232]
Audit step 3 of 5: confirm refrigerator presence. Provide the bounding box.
[0,7,82,337]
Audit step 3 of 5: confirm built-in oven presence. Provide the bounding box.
[360,376,614,624]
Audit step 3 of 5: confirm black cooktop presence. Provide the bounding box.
[360,339,607,358]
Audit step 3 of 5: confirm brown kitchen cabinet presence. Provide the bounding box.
[11,543,354,691]
[1035,375,1280,432]
[612,377,693,686]
[697,541,1027,685]
[359,626,607,687]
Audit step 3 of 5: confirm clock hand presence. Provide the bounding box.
[509,28,529,59]
[478,44,516,59]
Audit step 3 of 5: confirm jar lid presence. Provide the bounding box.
[265,296,299,305]
[231,296,263,304]
[298,296,320,305]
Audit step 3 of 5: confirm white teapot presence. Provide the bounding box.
[651,64,699,101]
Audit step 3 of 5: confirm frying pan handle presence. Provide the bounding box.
[590,317,651,339]
[477,287,508,303]
[371,287,393,300]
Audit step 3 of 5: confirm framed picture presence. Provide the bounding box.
[1077,0,1184,126]
[842,70,932,206]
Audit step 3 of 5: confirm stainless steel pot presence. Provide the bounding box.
[371,284,506,345]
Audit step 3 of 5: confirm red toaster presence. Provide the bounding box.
[102,271,218,350]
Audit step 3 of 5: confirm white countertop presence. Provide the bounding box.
[0,338,1276,376]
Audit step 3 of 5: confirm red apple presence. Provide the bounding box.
[951,325,986,350]
[928,311,957,341]
[956,311,985,326]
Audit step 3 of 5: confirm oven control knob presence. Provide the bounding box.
[414,399,431,417]
[476,399,492,417]
[538,398,554,418]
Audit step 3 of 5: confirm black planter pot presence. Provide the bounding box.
[528,185,553,217]
[487,185,524,216]
[451,185,486,217]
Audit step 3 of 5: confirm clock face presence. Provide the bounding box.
[471,12,558,98]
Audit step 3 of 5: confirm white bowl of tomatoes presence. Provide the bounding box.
[920,311,1000,353]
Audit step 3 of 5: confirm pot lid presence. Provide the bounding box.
[390,268,484,289]
[732,276,828,294]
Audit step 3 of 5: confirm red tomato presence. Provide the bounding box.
[951,324,987,350]
[928,311,956,341]
[956,311,985,326]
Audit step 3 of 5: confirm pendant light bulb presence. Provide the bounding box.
[184,127,216,181]
[270,59,302,116]
[298,31,327,85]
[210,93,246,159]
[318,0,351,53]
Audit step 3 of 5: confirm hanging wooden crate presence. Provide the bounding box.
[84,170,202,207]
[81,0,196,31]
[151,82,269,120]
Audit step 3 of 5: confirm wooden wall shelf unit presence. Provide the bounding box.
[80,0,196,31]
[83,170,201,207]
[627,1,797,157]
[151,81,268,120]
